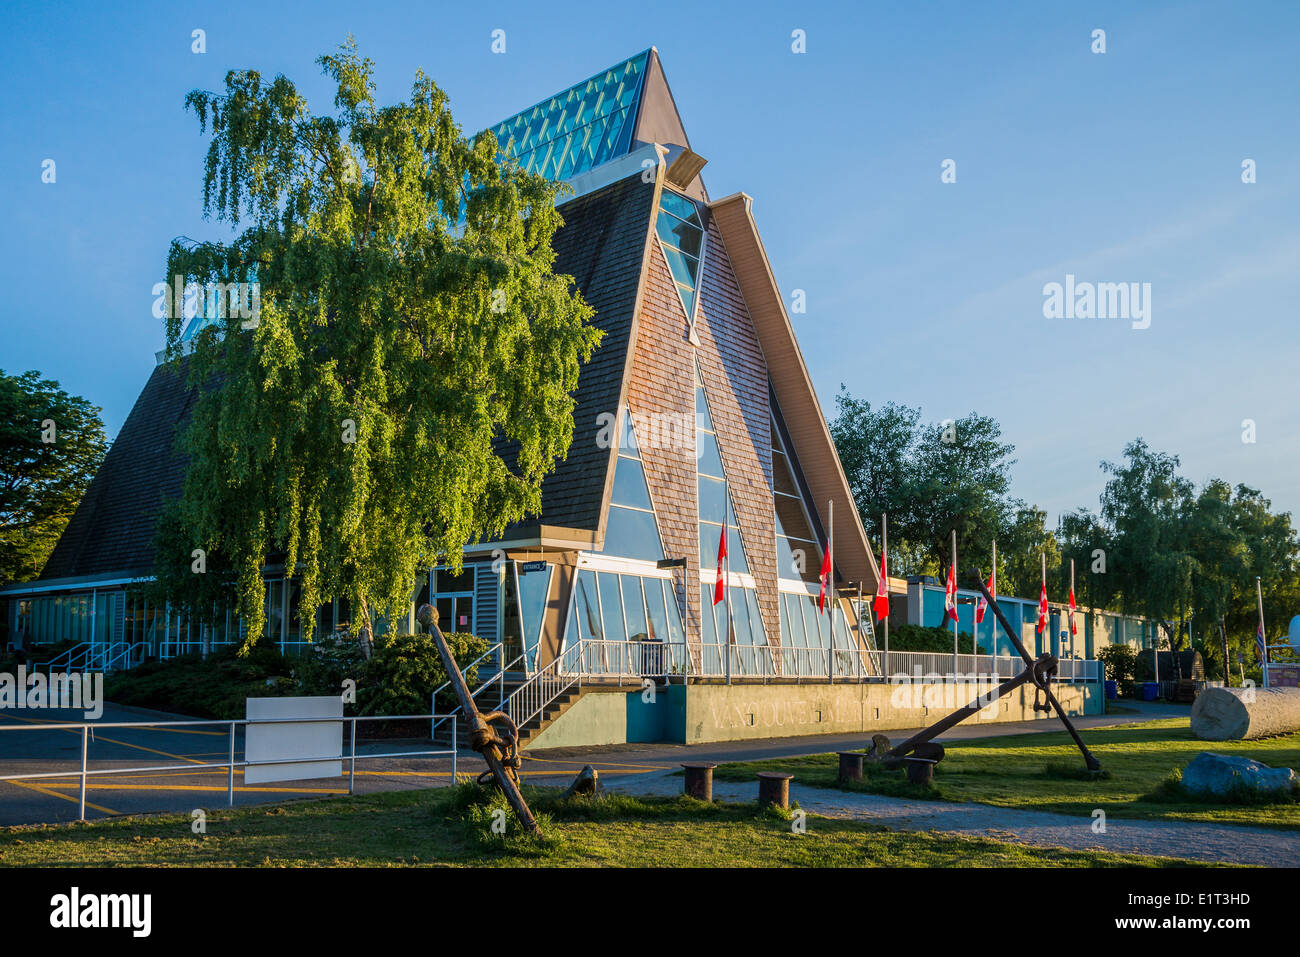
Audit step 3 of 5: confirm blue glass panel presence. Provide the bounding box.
[699,584,718,645]
[574,569,602,640]
[660,243,699,287]
[698,475,727,524]
[483,51,649,184]
[644,578,668,642]
[676,284,696,319]
[663,580,685,645]
[621,576,649,640]
[659,190,701,225]
[695,386,713,430]
[598,572,626,642]
[746,588,766,644]
[657,217,703,261]
[697,429,723,478]
[603,506,663,562]
[612,455,653,510]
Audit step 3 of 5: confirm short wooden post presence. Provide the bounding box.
[682,763,717,802]
[837,751,864,783]
[757,771,794,809]
[905,757,936,786]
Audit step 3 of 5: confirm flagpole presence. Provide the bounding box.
[827,498,834,681]
[952,529,958,678]
[724,479,732,686]
[1070,558,1076,660]
[1257,575,1268,689]
[991,539,997,658]
[1041,552,1047,657]
[882,514,890,678]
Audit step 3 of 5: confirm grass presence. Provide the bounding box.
[712,719,1300,829]
[0,781,1210,868]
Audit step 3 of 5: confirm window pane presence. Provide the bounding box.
[660,189,701,225]
[603,505,664,562]
[644,578,668,642]
[801,594,827,649]
[656,214,703,260]
[611,455,654,510]
[772,451,799,497]
[517,564,551,650]
[695,386,713,430]
[574,569,602,640]
[621,575,649,640]
[730,589,753,645]
[745,589,766,644]
[698,475,727,524]
[697,430,723,478]
[776,492,816,543]
[598,572,626,642]
[699,584,718,645]
[663,580,685,645]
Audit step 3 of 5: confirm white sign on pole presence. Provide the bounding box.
[244,696,344,784]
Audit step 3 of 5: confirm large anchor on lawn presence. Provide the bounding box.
[416,603,541,834]
[873,570,1101,773]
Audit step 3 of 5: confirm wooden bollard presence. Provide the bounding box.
[837,751,864,783]
[905,757,936,786]
[682,763,717,802]
[757,771,794,809]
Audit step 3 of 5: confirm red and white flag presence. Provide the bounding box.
[944,566,958,622]
[1035,579,1049,635]
[712,524,727,606]
[974,594,987,624]
[817,539,833,613]
[1067,585,1078,636]
[873,552,890,622]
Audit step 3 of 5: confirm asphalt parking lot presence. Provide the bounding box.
[0,700,1186,827]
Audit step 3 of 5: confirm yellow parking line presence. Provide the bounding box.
[6,779,118,815]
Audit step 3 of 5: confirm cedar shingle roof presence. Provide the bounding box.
[39,359,198,581]
[35,174,655,583]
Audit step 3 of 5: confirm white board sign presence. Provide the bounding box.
[245,696,344,784]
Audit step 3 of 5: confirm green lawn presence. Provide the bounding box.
[713,719,1300,829]
[0,782,1209,868]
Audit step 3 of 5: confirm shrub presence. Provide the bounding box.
[889,623,986,655]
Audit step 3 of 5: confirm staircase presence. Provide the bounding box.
[430,640,593,752]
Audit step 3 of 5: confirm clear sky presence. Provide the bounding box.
[3,0,1298,525]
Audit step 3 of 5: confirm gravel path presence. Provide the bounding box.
[603,769,1300,866]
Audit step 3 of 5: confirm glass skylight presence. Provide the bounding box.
[486,51,650,182]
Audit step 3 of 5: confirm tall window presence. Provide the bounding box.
[600,407,665,562]
[657,189,705,325]
[771,406,823,584]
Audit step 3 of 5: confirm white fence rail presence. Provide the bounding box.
[0,713,459,822]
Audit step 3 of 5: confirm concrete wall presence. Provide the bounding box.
[525,680,1101,750]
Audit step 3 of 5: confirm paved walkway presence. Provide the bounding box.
[600,764,1300,867]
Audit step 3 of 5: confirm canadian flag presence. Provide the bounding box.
[817,539,833,613]
[712,524,727,606]
[873,553,890,622]
[1068,586,1078,636]
[1036,579,1049,635]
[944,566,958,622]
[976,569,995,623]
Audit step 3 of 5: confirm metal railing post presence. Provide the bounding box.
[227,722,235,806]
[78,725,88,821]
[348,718,357,795]
[451,722,457,784]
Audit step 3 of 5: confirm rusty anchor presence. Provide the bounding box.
[416,603,541,834]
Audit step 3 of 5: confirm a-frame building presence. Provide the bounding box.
[5,48,883,689]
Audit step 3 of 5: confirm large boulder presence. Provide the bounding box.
[1181,752,1297,796]
[1191,686,1300,740]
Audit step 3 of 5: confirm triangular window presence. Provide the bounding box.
[657,189,705,328]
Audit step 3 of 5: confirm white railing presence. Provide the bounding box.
[563,639,693,682]
[32,642,91,677]
[0,712,459,823]
[885,651,1101,683]
[505,640,587,730]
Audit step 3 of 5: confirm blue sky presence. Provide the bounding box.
[3,0,1298,525]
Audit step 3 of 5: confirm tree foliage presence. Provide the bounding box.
[0,370,107,585]
[155,40,602,652]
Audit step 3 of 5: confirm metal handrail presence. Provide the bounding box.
[504,639,586,731]
[0,711,459,822]
[32,642,91,677]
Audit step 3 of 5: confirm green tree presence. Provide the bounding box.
[830,389,920,544]
[999,502,1060,598]
[155,40,602,656]
[910,412,1015,579]
[0,370,107,585]
[1099,439,1196,652]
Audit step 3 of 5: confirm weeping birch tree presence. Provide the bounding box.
[155,40,601,655]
